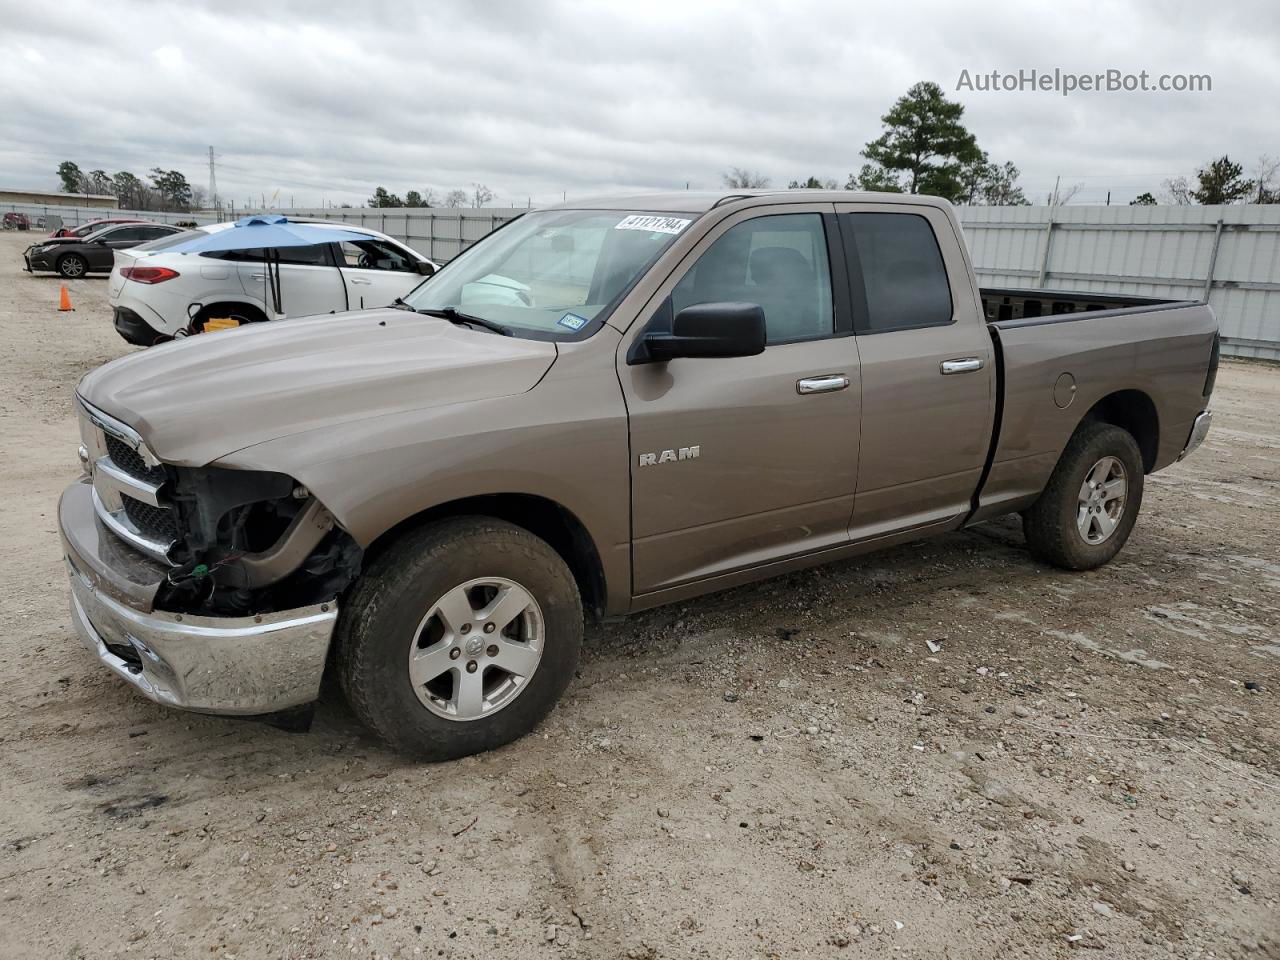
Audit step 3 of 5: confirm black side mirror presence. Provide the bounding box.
[631,302,766,364]
[415,261,436,276]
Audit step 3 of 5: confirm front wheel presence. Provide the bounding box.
[1022,422,1145,570]
[57,253,88,278]
[336,517,583,760]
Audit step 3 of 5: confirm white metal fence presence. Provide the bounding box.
[7,197,1278,360]
[1,202,220,230]
[955,203,1280,361]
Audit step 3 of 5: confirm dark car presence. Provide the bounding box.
[49,217,145,238]
[23,222,183,278]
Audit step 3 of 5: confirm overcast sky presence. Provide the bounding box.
[2,0,1277,208]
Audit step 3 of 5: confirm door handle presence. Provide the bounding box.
[349,277,373,285]
[249,273,266,280]
[940,357,984,375]
[797,374,850,395]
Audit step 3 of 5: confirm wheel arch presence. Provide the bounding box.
[191,299,269,330]
[1077,389,1159,472]
[363,493,608,620]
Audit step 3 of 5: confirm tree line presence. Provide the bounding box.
[725,82,1030,205]
[367,184,496,208]
[56,161,200,211]
[1130,155,1280,205]
[728,81,1280,208]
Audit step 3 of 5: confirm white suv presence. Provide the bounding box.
[108,220,439,344]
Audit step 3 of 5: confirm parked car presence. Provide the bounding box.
[23,222,184,278]
[108,220,439,344]
[59,190,1218,760]
[49,217,145,239]
[3,212,31,231]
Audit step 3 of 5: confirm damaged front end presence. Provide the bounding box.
[61,396,361,715]
[158,465,362,618]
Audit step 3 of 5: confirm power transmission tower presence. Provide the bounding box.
[207,146,219,215]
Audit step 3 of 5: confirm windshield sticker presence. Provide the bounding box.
[614,215,691,235]
[557,313,589,331]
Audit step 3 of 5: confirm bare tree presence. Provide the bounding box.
[1047,181,1083,206]
[443,189,467,208]
[1252,154,1280,203]
[722,167,770,189]
[471,183,495,207]
[1161,176,1195,205]
[189,185,208,209]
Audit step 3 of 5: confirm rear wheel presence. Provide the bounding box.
[336,517,583,760]
[1022,422,1145,570]
[57,253,87,278]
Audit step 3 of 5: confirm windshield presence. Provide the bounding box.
[404,209,695,338]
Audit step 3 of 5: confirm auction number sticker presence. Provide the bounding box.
[614,215,692,234]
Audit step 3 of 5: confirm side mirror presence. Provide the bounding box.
[415,261,436,277]
[633,302,766,364]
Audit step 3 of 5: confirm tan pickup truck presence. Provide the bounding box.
[60,191,1218,759]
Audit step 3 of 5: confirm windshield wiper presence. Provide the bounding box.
[390,297,416,311]
[415,306,512,336]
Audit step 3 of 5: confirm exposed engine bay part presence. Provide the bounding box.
[153,465,362,617]
[219,498,335,590]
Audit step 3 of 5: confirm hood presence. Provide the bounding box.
[34,236,82,247]
[78,308,558,465]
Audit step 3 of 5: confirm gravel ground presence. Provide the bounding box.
[0,230,1277,960]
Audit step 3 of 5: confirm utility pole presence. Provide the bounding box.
[207,145,219,216]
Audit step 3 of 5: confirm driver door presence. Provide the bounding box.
[337,238,431,309]
[619,205,861,595]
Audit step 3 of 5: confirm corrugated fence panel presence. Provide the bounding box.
[957,203,1280,361]
[7,198,1276,360]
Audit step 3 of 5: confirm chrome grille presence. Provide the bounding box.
[104,434,166,484]
[77,396,176,563]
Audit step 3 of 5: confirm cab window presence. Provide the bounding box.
[671,213,833,344]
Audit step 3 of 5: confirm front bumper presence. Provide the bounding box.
[60,479,338,715]
[1178,409,1213,461]
[25,250,53,271]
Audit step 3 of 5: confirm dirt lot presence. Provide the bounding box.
[0,229,1277,960]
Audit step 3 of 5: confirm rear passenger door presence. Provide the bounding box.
[233,244,347,319]
[834,203,994,538]
[620,205,862,594]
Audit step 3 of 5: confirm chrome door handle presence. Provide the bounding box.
[248,273,266,280]
[940,357,984,375]
[797,374,850,395]
[349,277,373,285]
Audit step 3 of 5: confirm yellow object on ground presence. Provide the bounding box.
[203,316,240,333]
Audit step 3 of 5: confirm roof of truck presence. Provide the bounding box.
[542,190,955,214]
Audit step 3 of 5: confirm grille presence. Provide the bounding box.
[122,495,178,543]
[105,433,166,484]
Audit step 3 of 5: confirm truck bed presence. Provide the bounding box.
[980,286,1196,326]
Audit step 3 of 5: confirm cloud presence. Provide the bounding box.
[0,0,1274,207]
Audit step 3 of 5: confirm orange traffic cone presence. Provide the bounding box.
[58,285,74,312]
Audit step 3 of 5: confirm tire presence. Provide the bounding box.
[57,253,88,278]
[1023,422,1145,570]
[335,517,583,761]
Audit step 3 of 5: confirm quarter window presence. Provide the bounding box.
[672,213,833,344]
[843,213,953,333]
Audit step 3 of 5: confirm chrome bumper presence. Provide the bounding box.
[67,563,337,715]
[1178,409,1213,461]
[61,479,337,715]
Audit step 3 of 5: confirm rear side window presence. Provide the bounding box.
[843,213,953,333]
[207,244,333,266]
